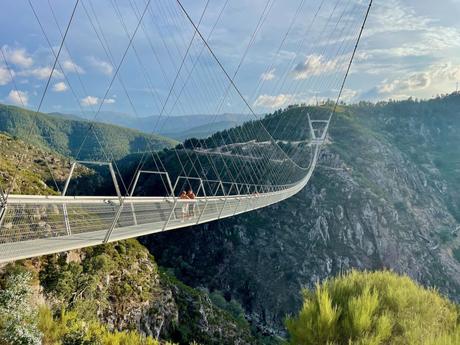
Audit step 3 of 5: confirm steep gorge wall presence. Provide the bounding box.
[143,97,460,334]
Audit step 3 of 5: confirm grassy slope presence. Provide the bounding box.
[0,103,177,160]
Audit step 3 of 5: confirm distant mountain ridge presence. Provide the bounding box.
[163,120,246,141]
[0,103,177,161]
[57,110,255,139]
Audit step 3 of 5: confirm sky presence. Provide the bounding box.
[0,0,459,117]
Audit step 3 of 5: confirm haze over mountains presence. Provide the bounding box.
[52,110,255,141]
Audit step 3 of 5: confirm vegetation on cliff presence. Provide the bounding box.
[2,95,460,343]
[0,131,256,344]
[286,270,460,345]
[0,239,256,345]
[0,133,91,195]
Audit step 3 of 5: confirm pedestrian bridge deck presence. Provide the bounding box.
[0,147,318,263]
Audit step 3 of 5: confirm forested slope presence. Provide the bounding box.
[0,104,176,160]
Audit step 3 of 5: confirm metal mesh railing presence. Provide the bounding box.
[0,147,318,263]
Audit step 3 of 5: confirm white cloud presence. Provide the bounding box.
[365,0,432,37]
[0,66,13,86]
[88,56,113,76]
[276,50,297,60]
[80,96,116,106]
[377,63,460,96]
[356,1,460,68]
[81,95,99,107]
[378,74,431,94]
[292,54,339,80]
[347,0,460,100]
[19,66,63,80]
[61,60,85,74]
[260,68,276,81]
[253,94,294,109]
[7,90,28,106]
[52,82,68,92]
[2,45,33,68]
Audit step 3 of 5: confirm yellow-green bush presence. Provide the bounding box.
[38,306,172,345]
[286,270,460,345]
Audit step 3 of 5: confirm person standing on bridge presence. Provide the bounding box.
[179,191,189,222]
[187,188,196,217]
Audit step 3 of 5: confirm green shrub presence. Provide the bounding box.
[438,228,453,244]
[208,291,248,327]
[38,307,164,345]
[286,270,460,345]
[0,271,42,345]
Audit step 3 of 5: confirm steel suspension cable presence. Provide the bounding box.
[125,0,231,193]
[176,0,309,177]
[276,0,362,183]
[74,0,152,160]
[78,0,170,194]
[135,0,256,190]
[2,0,80,201]
[279,0,372,185]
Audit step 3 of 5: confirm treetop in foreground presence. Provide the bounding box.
[286,270,460,345]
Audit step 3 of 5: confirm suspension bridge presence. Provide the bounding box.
[0,0,372,263]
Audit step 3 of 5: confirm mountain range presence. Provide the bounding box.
[53,110,255,140]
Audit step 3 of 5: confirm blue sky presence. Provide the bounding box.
[0,0,459,117]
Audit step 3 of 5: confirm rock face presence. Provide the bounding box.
[142,95,460,335]
[35,240,256,345]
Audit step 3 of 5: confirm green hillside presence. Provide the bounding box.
[0,133,90,195]
[0,104,177,160]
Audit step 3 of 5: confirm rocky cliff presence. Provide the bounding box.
[142,95,460,335]
[33,240,256,344]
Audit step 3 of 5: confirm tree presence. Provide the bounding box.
[286,270,460,345]
[0,271,42,345]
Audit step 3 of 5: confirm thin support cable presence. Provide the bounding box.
[3,0,79,200]
[75,0,153,159]
[330,0,373,120]
[176,0,308,172]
